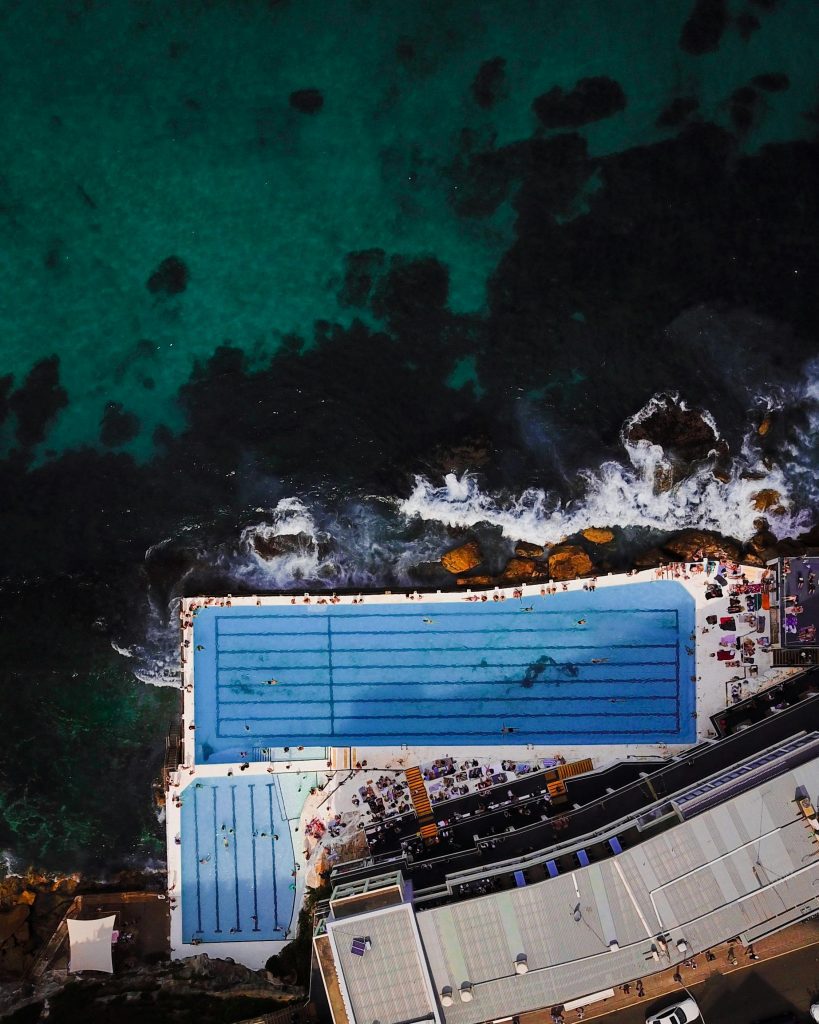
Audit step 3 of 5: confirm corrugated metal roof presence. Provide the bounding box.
[328,903,439,1024]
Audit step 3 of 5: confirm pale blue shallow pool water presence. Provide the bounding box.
[192,582,696,759]
[180,775,296,944]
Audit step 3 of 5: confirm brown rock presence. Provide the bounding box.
[456,575,494,587]
[514,541,544,558]
[15,891,35,907]
[581,528,615,545]
[624,394,718,463]
[548,545,594,581]
[499,557,549,583]
[441,540,483,574]
[660,529,743,563]
[711,438,732,483]
[252,531,313,560]
[0,906,29,945]
[751,488,782,512]
[746,518,777,558]
[758,415,772,436]
[633,548,664,569]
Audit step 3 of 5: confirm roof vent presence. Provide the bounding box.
[441,987,454,1007]
[459,982,474,1002]
[515,954,528,974]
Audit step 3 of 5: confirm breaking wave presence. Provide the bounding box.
[399,392,813,544]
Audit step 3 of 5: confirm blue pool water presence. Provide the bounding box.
[191,582,696,758]
[180,775,295,943]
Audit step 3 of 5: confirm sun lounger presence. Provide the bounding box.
[546,860,559,878]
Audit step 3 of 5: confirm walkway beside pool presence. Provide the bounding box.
[189,582,696,761]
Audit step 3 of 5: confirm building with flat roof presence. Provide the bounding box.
[316,741,819,1024]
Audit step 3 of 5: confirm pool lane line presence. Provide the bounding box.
[220,709,680,725]
[215,632,679,650]
[212,787,221,933]
[217,693,679,712]
[215,665,679,683]
[249,785,260,932]
[193,785,203,935]
[215,604,683,627]
[266,784,279,932]
[230,785,240,934]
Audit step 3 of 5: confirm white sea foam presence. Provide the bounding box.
[398,393,812,544]
[240,497,322,582]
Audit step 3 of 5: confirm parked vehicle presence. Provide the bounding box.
[646,997,700,1024]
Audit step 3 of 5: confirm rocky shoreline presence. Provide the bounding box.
[438,518,819,589]
[0,871,302,1023]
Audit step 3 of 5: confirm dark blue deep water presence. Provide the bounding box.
[2,0,819,871]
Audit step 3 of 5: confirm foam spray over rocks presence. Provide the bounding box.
[399,393,812,546]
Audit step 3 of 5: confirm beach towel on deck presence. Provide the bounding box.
[717,650,734,661]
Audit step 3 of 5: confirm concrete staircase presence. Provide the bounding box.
[405,766,438,841]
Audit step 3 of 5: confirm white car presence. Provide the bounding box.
[810,1002,819,1023]
[646,997,701,1024]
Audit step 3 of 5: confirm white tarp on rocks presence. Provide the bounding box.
[67,915,116,973]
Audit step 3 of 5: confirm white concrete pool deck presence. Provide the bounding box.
[167,561,801,966]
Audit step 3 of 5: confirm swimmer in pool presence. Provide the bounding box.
[590,658,609,664]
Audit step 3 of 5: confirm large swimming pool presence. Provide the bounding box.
[180,775,295,943]
[192,582,696,761]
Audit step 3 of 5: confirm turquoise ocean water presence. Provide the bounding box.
[2,0,817,457]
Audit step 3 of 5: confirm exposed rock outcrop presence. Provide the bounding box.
[2,953,303,1023]
[252,531,314,560]
[441,540,483,574]
[547,545,594,581]
[751,488,783,512]
[624,394,718,464]
[514,541,544,558]
[660,528,743,563]
[499,557,548,583]
[581,528,615,544]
